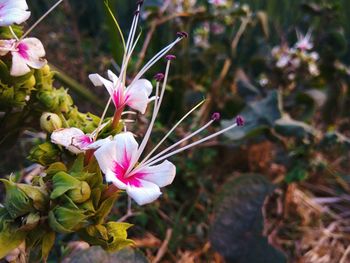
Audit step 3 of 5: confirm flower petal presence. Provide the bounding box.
[10,51,30,76]
[0,2,30,26]
[125,79,153,114]
[134,160,176,187]
[126,180,162,205]
[85,136,113,150]
[107,70,119,84]
[89,73,114,97]
[95,132,138,174]
[51,128,85,154]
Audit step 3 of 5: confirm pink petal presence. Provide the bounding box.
[94,132,138,175]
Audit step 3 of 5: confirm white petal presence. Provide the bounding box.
[51,128,85,154]
[0,40,15,56]
[89,73,114,97]
[1,0,29,10]
[136,160,176,187]
[85,136,112,150]
[107,70,119,84]
[21,38,46,58]
[125,79,153,114]
[0,4,30,26]
[126,180,162,205]
[10,51,30,76]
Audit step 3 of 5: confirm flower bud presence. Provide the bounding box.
[51,172,91,204]
[28,142,59,166]
[0,179,33,219]
[48,206,88,234]
[41,65,51,76]
[40,112,62,133]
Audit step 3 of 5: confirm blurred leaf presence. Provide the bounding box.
[222,91,282,140]
[285,164,309,183]
[256,11,269,38]
[0,226,26,259]
[42,231,56,261]
[274,115,318,139]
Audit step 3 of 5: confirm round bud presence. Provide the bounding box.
[41,64,51,75]
[40,112,62,133]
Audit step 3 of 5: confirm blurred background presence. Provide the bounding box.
[2,0,350,262]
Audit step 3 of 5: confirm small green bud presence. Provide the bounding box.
[51,172,91,204]
[67,181,91,204]
[37,90,60,111]
[0,179,34,219]
[48,206,88,234]
[41,65,51,76]
[40,112,62,133]
[17,184,49,211]
[28,142,59,166]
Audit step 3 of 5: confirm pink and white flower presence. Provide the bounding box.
[208,0,228,6]
[51,127,112,154]
[89,70,153,114]
[295,30,313,51]
[94,132,176,206]
[0,0,30,27]
[0,37,47,76]
[89,2,186,119]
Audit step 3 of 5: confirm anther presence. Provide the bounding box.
[211,112,221,121]
[236,115,245,126]
[177,31,189,38]
[134,10,140,16]
[154,73,165,81]
[165,54,176,61]
[136,0,144,6]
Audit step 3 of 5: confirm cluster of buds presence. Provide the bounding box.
[263,31,320,89]
[0,0,245,261]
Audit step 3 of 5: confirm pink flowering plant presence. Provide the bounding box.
[0,0,244,261]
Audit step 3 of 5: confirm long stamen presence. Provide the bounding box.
[21,0,64,40]
[139,99,205,167]
[118,3,142,87]
[143,116,244,168]
[133,60,171,160]
[94,97,112,141]
[9,26,19,41]
[141,118,214,167]
[129,35,185,87]
[125,77,162,176]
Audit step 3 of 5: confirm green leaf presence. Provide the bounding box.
[17,184,48,211]
[48,206,88,234]
[46,162,67,177]
[42,231,55,261]
[50,171,80,200]
[0,179,33,219]
[93,192,119,224]
[0,225,26,259]
[70,154,85,174]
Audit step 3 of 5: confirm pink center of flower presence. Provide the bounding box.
[112,88,126,109]
[112,147,146,188]
[76,135,93,148]
[17,42,29,59]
